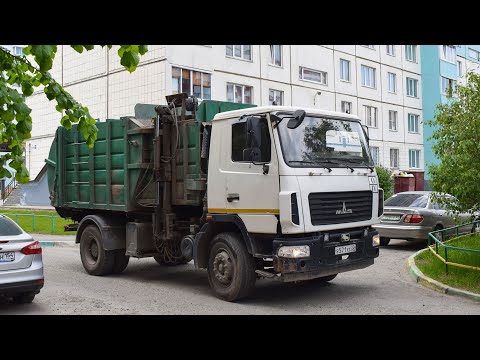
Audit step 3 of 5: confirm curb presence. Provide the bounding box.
[39,241,77,248]
[407,249,480,302]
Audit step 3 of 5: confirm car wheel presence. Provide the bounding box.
[12,292,36,304]
[207,232,256,302]
[434,225,444,242]
[80,225,115,276]
[380,237,390,246]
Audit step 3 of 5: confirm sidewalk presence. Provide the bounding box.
[32,233,77,248]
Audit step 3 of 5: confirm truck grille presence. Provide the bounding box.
[309,191,373,225]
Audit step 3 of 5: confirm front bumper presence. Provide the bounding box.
[373,223,431,241]
[272,229,379,282]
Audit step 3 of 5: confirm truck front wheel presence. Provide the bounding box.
[80,225,115,276]
[207,232,256,302]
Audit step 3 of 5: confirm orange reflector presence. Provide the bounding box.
[206,215,213,221]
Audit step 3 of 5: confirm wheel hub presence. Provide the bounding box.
[213,251,233,285]
[90,241,98,260]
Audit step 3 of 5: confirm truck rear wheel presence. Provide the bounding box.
[112,250,130,274]
[207,232,256,302]
[80,225,115,276]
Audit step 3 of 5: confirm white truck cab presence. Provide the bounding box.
[195,105,382,300]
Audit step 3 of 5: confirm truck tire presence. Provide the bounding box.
[207,232,256,302]
[112,250,130,274]
[80,225,115,276]
[153,255,189,266]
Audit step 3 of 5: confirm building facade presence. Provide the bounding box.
[421,45,480,189]
[19,45,424,179]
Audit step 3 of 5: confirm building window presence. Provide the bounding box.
[405,45,417,63]
[226,45,252,61]
[339,58,350,82]
[269,89,283,105]
[341,101,352,114]
[441,45,456,63]
[269,45,282,66]
[408,113,419,133]
[386,45,395,56]
[389,110,398,131]
[12,46,24,56]
[441,76,456,95]
[362,45,375,49]
[409,149,420,169]
[458,61,463,77]
[231,118,271,162]
[172,67,212,100]
[361,65,376,88]
[390,148,399,169]
[468,48,480,61]
[227,83,253,104]
[406,77,418,97]
[364,105,378,127]
[370,146,379,165]
[299,66,327,85]
[387,72,396,93]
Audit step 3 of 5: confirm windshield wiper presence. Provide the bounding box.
[288,160,332,172]
[341,159,375,173]
[321,159,355,173]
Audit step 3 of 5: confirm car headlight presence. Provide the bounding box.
[372,234,380,247]
[277,245,310,258]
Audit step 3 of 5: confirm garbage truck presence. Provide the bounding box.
[46,93,383,301]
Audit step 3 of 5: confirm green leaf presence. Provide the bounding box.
[12,102,31,115]
[16,119,32,133]
[71,45,84,53]
[120,50,140,73]
[23,46,32,55]
[139,45,148,55]
[21,81,34,97]
[83,45,94,51]
[30,45,57,72]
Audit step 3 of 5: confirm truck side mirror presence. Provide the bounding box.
[287,110,306,129]
[246,116,263,148]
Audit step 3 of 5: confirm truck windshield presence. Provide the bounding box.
[276,115,373,168]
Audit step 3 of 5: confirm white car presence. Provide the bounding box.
[0,214,44,304]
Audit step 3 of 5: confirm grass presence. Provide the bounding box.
[415,234,480,294]
[0,209,76,235]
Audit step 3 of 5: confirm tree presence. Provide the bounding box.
[0,45,147,182]
[375,165,394,200]
[426,70,480,215]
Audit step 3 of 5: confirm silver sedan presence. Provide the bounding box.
[0,214,44,304]
[373,191,471,246]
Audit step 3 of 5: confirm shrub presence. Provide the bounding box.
[375,165,394,200]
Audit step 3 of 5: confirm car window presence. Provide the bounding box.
[0,216,23,236]
[384,194,429,208]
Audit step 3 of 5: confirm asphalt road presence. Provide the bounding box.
[1,239,479,314]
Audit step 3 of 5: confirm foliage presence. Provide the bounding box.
[425,71,480,215]
[0,45,147,183]
[375,164,394,199]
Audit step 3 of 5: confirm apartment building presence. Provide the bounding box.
[15,45,423,179]
[421,45,480,189]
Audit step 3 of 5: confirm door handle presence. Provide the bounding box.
[227,194,240,202]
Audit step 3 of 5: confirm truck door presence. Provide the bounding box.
[218,115,280,234]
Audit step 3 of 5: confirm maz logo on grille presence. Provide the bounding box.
[336,201,353,215]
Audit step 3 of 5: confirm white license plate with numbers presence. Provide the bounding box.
[0,252,15,262]
[335,244,356,255]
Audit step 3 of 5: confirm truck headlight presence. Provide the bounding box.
[277,245,310,258]
[372,234,380,247]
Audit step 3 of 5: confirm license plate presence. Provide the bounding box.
[0,252,15,262]
[382,215,401,221]
[335,244,356,255]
